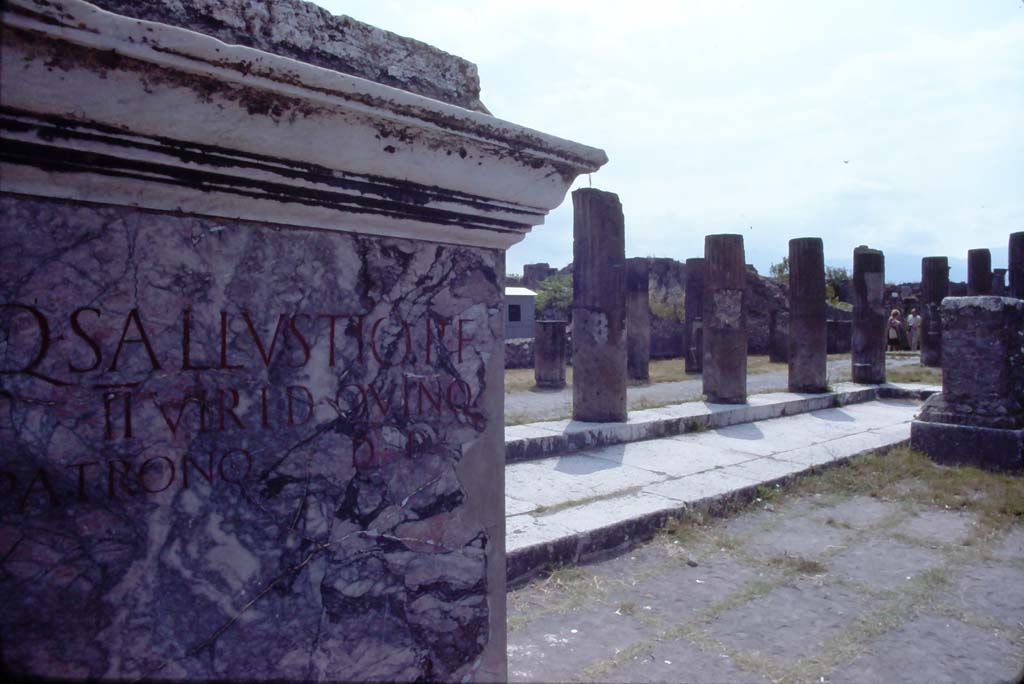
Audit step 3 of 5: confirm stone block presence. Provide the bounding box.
[0,1,606,680]
[911,421,1023,472]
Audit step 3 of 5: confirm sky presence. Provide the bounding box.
[315,1,1024,283]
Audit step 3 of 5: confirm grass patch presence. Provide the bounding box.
[755,483,783,503]
[766,553,828,576]
[885,365,942,384]
[786,446,1024,530]
[532,487,642,516]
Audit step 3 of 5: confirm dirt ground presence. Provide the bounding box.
[507,447,1024,684]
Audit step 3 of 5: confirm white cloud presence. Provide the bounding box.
[315,1,1024,281]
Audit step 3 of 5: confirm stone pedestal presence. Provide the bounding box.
[788,237,827,392]
[967,248,992,295]
[1010,232,1024,300]
[851,246,886,384]
[703,235,747,404]
[911,297,1024,472]
[534,321,568,389]
[0,1,607,681]
[920,256,949,368]
[626,258,651,382]
[572,189,627,422]
[683,257,705,374]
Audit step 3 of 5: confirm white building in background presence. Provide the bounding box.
[504,286,537,339]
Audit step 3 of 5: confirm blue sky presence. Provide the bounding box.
[315,1,1023,283]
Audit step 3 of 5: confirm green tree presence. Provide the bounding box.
[824,265,850,305]
[769,256,789,284]
[535,274,573,315]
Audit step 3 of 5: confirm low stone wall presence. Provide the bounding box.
[651,317,685,358]
[505,338,535,369]
[827,320,852,354]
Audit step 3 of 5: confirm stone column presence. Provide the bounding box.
[851,246,886,384]
[788,237,828,392]
[911,297,1024,472]
[0,2,609,681]
[534,321,567,389]
[991,269,1008,296]
[572,189,627,422]
[683,257,705,374]
[920,256,949,368]
[626,258,651,382]
[1009,231,1024,299]
[967,248,992,295]
[703,234,747,403]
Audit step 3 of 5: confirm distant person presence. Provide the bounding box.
[906,308,922,351]
[887,309,903,352]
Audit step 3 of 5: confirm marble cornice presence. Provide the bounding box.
[0,0,608,249]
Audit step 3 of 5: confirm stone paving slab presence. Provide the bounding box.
[508,472,1024,684]
[505,383,937,463]
[507,398,923,586]
[828,613,1022,684]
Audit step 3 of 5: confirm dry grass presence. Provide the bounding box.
[885,365,942,384]
[789,446,1024,530]
[505,354,853,393]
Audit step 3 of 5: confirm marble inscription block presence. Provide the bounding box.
[0,197,504,681]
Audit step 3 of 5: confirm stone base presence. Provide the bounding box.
[911,421,1024,473]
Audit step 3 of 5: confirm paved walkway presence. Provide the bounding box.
[505,356,921,424]
[507,448,1024,683]
[505,394,926,585]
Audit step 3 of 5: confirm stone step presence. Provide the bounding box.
[505,396,927,587]
[505,382,938,463]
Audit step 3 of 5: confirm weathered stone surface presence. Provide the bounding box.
[991,268,1008,296]
[788,237,827,392]
[521,263,558,290]
[0,1,608,681]
[0,198,504,681]
[920,256,949,368]
[768,309,789,363]
[911,421,1024,472]
[650,316,685,359]
[827,319,852,354]
[572,189,627,422]
[703,235,747,403]
[851,246,886,384]
[534,321,567,389]
[967,248,992,295]
[744,265,790,355]
[1010,231,1024,300]
[919,297,1024,429]
[683,258,705,374]
[912,296,1024,472]
[625,258,651,382]
[505,337,535,369]
[87,0,489,112]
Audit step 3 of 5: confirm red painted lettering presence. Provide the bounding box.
[139,456,175,494]
[287,385,314,427]
[108,309,161,372]
[218,388,245,431]
[68,307,102,373]
[242,312,287,367]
